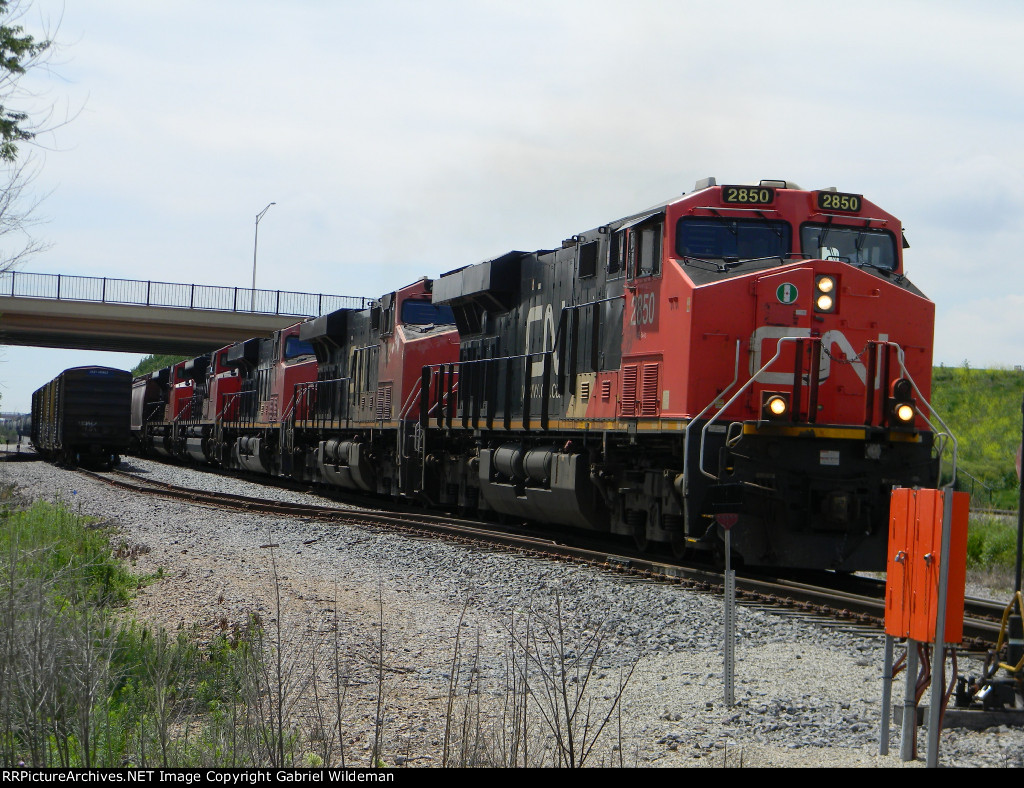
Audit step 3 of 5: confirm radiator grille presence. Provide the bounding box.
[640,363,659,417]
[620,365,638,416]
[375,384,392,420]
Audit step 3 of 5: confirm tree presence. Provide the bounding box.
[0,0,50,162]
[132,354,188,376]
[0,0,55,414]
[0,0,52,273]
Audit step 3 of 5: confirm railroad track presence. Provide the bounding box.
[78,466,1008,652]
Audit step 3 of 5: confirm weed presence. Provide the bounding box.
[967,514,1020,581]
[2,485,641,768]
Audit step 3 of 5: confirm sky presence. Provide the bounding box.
[2,0,1024,412]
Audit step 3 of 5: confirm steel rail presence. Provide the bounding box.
[77,467,1005,651]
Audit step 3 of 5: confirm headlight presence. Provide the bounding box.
[887,379,917,429]
[814,275,837,313]
[761,392,791,420]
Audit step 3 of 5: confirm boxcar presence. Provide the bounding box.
[31,366,132,468]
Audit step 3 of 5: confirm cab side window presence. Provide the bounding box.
[578,241,598,279]
[608,231,625,276]
[379,296,395,337]
[638,223,662,276]
[627,221,663,279]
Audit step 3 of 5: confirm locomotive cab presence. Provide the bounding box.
[652,179,937,569]
[377,278,458,424]
[204,345,243,423]
[288,279,459,496]
[223,324,317,477]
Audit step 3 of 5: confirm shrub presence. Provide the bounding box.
[966,515,1020,572]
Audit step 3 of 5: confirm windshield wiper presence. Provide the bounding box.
[681,254,732,272]
[681,254,788,273]
[723,255,786,270]
[856,261,897,277]
[817,225,832,257]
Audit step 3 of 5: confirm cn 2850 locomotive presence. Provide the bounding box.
[423,178,938,570]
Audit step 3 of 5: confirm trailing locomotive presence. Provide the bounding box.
[31,366,132,468]
[131,277,460,495]
[125,178,938,571]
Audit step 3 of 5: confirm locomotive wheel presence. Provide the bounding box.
[670,531,691,560]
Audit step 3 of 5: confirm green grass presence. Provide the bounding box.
[0,497,139,607]
[965,514,1021,598]
[931,364,1024,509]
[0,492,263,768]
[967,515,1020,572]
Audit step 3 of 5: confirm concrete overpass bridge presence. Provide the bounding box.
[0,270,369,356]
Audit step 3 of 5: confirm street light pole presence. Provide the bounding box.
[251,202,276,311]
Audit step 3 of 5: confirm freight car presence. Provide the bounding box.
[32,366,132,468]
[129,178,941,571]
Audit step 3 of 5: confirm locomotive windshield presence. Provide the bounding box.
[401,300,456,326]
[284,336,315,359]
[675,218,790,262]
[800,224,897,270]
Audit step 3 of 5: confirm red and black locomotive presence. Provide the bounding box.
[128,178,938,571]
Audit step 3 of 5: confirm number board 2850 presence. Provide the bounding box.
[816,191,862,212]
[721,186,775,205]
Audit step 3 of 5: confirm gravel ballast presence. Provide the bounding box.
[3,455,1023,768]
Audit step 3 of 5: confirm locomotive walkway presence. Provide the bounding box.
[0,270,369,355]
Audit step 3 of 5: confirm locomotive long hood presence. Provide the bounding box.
[433,251,526,311]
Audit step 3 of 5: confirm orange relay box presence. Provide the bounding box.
[884,488,969,643]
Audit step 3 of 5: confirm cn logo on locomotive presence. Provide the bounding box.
[525,302,565,378]
[750,326,887,386]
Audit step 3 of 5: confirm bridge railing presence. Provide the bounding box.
[0,270,369,317]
